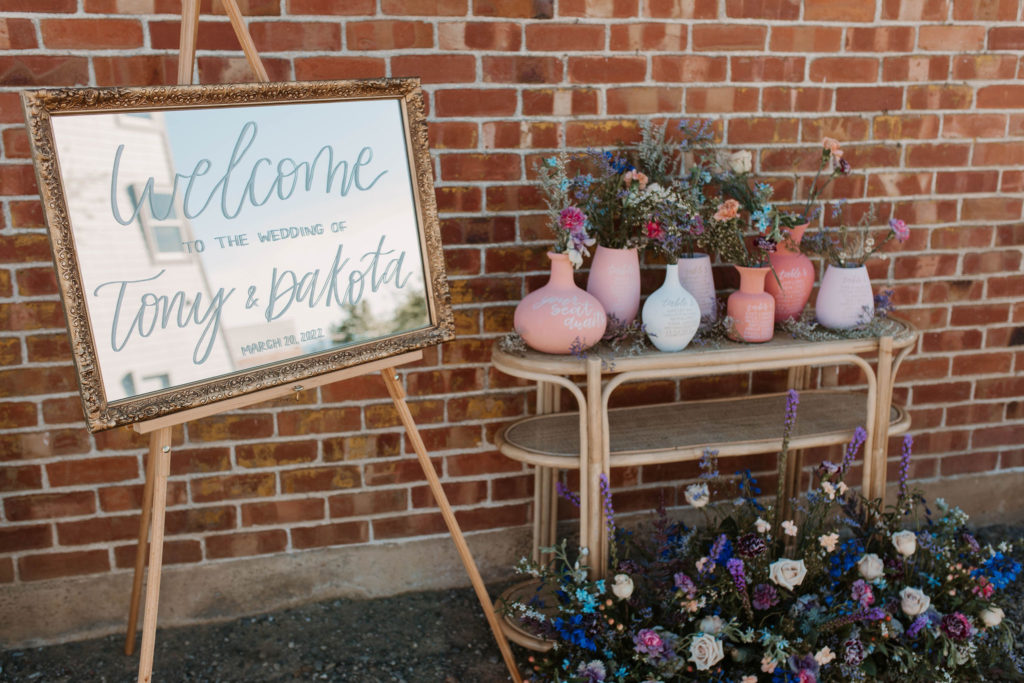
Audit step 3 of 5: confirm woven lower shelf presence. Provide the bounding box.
[495,389,908,469]
[495,580,556,653]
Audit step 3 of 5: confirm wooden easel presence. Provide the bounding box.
[121,3,521,681]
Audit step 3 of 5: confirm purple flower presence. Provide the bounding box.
[634,628,666,657]
[789,654,820,683]
[752,583,779,611]
[898,434,913,499]
[598,473,616,538]
[843,638,867,665]
[692,214,705,236]
[940,612,973,642]
[906,614,929,639]
[962,532,981,554]
[837,157,852,175]
[889,217,909,242]
[851,579,874,608]
[577,660,606,682]
[674,572,696,598]
[556,481,580,508]
[736,533,767,558]
[841,426,867,474]
[727,558,748,592]
[784,389,800,435]
[756,236,777,253]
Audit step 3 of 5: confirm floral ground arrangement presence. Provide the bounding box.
[505,392,1022,682]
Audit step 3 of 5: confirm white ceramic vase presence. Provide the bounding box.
[676,253,717,321]
[642,262,701,352]
[815,264,874,330]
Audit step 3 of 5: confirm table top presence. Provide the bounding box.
[493,316,918,377]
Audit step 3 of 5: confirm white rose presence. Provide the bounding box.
[980,606,1005,628]
[857,553,884,581]
[685,483,709,508]
[891,530,917,557]
[718,149,752,174]
[689,632,725,671]
[698,615,724,635]
[814,646,836,665]
[899,587,931,617]
[768,558,808,591]
[611,573,634,600]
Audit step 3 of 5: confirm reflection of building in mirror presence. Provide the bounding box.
[53,112,235,401]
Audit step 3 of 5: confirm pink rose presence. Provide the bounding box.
[889,218,909,243]
[559,206,587,234]
[714,199,740,222]
[645,221,665,240]
[822,137,843,158]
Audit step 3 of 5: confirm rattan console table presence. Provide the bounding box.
[492,318,919,590]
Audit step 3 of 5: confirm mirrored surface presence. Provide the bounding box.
[50,99,430,402]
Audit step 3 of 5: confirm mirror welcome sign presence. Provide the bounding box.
[22,79,454,431]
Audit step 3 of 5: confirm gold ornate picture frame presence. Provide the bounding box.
[22,78,453,432]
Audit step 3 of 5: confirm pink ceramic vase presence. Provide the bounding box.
[727,265,775,343]
[676,253,717,321]
[764,223,815,323]
[815,264,874,330]
[514,252,607,354]
[586,245,641,327]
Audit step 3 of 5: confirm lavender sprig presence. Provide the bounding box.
[775,390,800,526]
[556,481,580,508]
[841,426,867,476]
[898,434,913,504]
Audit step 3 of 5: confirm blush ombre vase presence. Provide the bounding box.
[514,252,607,354]
[676,253,717,321]
[815,264,874,330]
[764,223,815,323]
[727,265,775,343]
[586,245,641,327]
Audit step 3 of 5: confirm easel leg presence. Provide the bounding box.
[124,444,159,655]
[137,427,173,683]
[380,370,522,683]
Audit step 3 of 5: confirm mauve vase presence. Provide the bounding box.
[815,264,874,330]
[514,252,607,354]
[676,253,717,321]
[727,265,775,343]
[764,223,815,323]
[642,262,701,352]
[586,245,641,327]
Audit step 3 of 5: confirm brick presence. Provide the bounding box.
[47,456,138,487]
[482,56,561,84]
[8,201,45,229]
[442,21,521,51]
[0,428,90,461]
[293,56,385,80]
[5,491,94,521]
[0,402,37,429]
[0,271,10,299]
[953,352,1014,376]
[912,381,971,404]
[522,87,599,116]
[473,0,553,17]
[15,267,59,297]
[485,185,543,212]
[565,119,640,147]
[977,85,1024,109]
[907,85,973,110]
[810,57,879,83]
[692,24,766,51]
[412,480,486,508]
[0,524,51,553]
[730,56,805,83]
[559,0,638,16]
[0,464,43,492]
[989,275,1024,298]
[292,521,368,549]
[57,514,139,546]
[19,549,109,581]
[0,164,37,196]
[725,0,799,18]
[962,197,1023,222]
[329,489,406,518]
[725,117,798,145]
[943,114,1006,139]
[836,87,902,113]
[882,55,950,82]
[919,26,986,51]
[364,456,441,486]
[921,328,983,353]
[610,23,687,51]
[769,25,843,52]
[188,414,274,442]
[236,441,318,468]
[762,87,833,112]
[955,0,1018,20]
[167,506,236,534]
[892,253,959,279]
[845,26,915,52]
[952,54,1017,81]
[0,302,66,332]
[881,0,950,20]
[1003,171,1024,193]
[241,499,324,526]
[951,304,1010,326]
[169,447,230,476]
[324,433,402,462]
[867,172,932,197]
[935,171,998,195]
[114,539,202,568]
[25,333,72,364]
[406,368,484,396]
[280,465,360,494]
[873,114,939,140]
[364,398,444,428]
[1,128,30,160]
[191,473,276,503]
[394,54,476,84]
[447,394,525,422]
[482,121,559,149]
[0,0,75,10]
[276,408,361,437]
[346,20,433,50]
[607,87,683,115]
[644,0,717,18]
[976,376,1024,399]
[428,122,479,151]
[568,56,646,84]
[39,19,142,49]
[321,376,391,403]
[205,530,287,559]
[447,450,521,477]
[99,482,188,512]
[248,22,340,52]
[372,511,446,539]
[288,0,376,13]
[381,0,467,13]
[455,502,530,532]
[989,26,1024,50]
[434,89,517,117]
[905,143,970,167]
[91,55,177,87]
[686,87,759,113]
[440,153,520,181]
[440,216,516,245]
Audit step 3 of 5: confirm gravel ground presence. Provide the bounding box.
[2,525,1022,683]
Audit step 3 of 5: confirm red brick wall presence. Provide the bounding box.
[1,1,1023,588]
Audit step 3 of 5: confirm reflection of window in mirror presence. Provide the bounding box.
[128,185,189,263]
[115,112,156,129]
